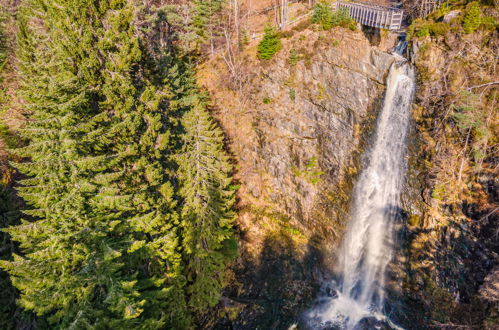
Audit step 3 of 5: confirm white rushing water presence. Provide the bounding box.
[306,58,415,329]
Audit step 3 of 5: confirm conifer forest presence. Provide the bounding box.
[0,0,497,329]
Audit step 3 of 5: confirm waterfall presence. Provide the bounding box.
[306,58,415,329]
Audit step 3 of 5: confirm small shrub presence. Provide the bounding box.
[311,1,334,30]
[298,47,313,69]
[289,89,296,101]
[331,38,340,47]
[293,157,324,185]
[262,97,271,104]
[429,2,451,20]
[431,184,446,200]
[331,8,355,29]
[463,1,481,34]
[239,29,250,48]
[480,16,498,31]
[316,83,326,100]
[416,24,430,37]
[312,3,355,31]
[407,18,429,40]
[257,25,282,60]
[347,20,357,31]
[428,22,449,36]
[289,48,300,65]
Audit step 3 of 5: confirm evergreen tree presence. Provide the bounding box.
[175,96,237,314]
[0,0,190,327]
[0,184,22,329]
[0,7,28,329]
[312,0,334,30]
[257,25,282,60]
[192,0,225,52]
[463,1,482,34]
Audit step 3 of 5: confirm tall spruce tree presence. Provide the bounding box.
[192,0,225,53]
[176,95,237,314]
[0,0,190,328]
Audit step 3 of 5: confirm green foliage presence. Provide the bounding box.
[0,0,236,328]
[452,91,482,130]
[428,22,450,36]
[263,97,272,104]
[407,18,422,40]
[240,29,250,48]
[429,2,451,20]
[257,25,282,60]
[331,8,357,30]
[431,184,446,200]
[312,2,356,31]
[463,1,482,33]
[0,1,192,328]
[0,183,22,329]
[451,90,491,166]
[175,96,236,314]
[293,157,324,185]
[0,9,38,329]
[416,24,430,37]
[311,1,334,30]
[289,89,296,101]
[192,0,225,51]
[289,48,300,66]
[480,15,499,30]
[408,19,450,39]
[408,1,494,39]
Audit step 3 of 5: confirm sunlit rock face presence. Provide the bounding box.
[223,30,396,229]
[200,28,400,329]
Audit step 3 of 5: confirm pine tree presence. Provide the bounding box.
[463,1,481,34]
[192,0,225,52]
[175,96,237,314]
[0,0,190,327]
[257,25,282,60]
[312,0,334,30]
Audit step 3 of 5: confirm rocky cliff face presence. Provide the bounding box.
[399,6,498,328]
[199,26,398,328]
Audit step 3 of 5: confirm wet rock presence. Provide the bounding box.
[355,317,393,330]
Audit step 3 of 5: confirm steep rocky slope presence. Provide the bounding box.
[400,3,498,328]
[199,25,399,328]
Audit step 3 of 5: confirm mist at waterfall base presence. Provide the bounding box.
[304,59,415,330]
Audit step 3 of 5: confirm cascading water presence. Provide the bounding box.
[306,57,415,329]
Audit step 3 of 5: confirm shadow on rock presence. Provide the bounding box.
[205,232,329,330]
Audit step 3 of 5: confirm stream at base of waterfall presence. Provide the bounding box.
[304,57,415,330]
